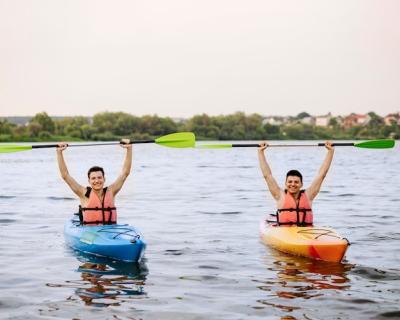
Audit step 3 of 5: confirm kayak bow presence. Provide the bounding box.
[259,220,349,262]
[64,219,146,262]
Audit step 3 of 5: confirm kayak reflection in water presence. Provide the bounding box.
[56,139,132,225]
[256,251,353,316]
[257,141,334,226]
[74,253,148,307]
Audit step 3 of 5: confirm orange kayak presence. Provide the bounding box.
[259,220,349,262]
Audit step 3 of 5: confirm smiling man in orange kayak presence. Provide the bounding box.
[56,139,132,225]
[258,141,334,226]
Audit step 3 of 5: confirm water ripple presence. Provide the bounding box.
[197,211,242,215]
[350,266,400,281]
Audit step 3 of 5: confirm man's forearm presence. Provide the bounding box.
[121,148,132,178]
[57,151,69,180]
[258,150,272,178]
[318,150,334,178]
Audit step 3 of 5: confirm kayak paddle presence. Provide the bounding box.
[0,132,195,153]
[195,139,395,149]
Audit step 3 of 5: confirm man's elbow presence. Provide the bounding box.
[120,171,130,181]
[263,173,273,181]
[60,172,70,181]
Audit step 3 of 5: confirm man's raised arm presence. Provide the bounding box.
[258,142,282,201]
[307,141,335,201]
[56,143,85,198]
[110,139,132,196]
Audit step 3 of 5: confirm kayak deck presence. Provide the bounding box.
[259,220,349,262]
[64,219,146,262]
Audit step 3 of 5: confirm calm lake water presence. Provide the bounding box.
[0,141,399,320]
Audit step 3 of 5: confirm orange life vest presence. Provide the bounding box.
[79,187,117,225]
[272,190,313,226]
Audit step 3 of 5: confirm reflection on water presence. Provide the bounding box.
[256,247,353,315]
[47,250,148,307]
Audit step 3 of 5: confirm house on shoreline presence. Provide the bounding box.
[384,112,400,125]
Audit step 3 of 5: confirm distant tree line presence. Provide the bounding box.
[0,111,398,142]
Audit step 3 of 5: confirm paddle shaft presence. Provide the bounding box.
[230,143,355,147]
[31,140,155,149]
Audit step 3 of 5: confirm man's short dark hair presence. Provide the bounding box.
[88,166,105,178]
[286,170,303,183]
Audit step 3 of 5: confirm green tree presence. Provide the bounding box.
[139,115,177,136]
[115,115,140,136]
[367,112,384,129]
[185,114,214,139]
[55,116,92,139]
[92,112,119,134]
[0,120,15,135]
[328,117,338,127]
[244,113,263,139]
[296,112,311,119]
[12,125,29,139]
[284,124,303,139]
[263,123,280,139]
[30,112,55,134]
[27,122,42,137]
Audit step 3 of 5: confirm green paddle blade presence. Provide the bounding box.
[354,139,395,149]
[195,144,233,149]
[155,132,195,148]
[0,145,33,153]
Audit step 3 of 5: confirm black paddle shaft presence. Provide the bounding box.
[31,140,156,149]
[231,143,260,147]
[230,143,356,148]
[317,143,354,146]
[32,144,61,149]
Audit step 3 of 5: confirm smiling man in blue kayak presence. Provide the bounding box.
[258,141,334,226]
[56,139,132,225]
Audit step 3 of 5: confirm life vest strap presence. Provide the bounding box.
[277,208,312,212]
[85,186,91,198]
[276,221,313,227]
[275,210,313,227]
[81,220,117,225]
[81,207,116,211]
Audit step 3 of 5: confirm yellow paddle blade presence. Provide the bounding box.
[155,132,195,148]
[0,145,33,153]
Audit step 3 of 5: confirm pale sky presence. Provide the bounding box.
[0,0,399,118]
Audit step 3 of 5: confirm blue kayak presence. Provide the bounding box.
[64,219,146,262]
